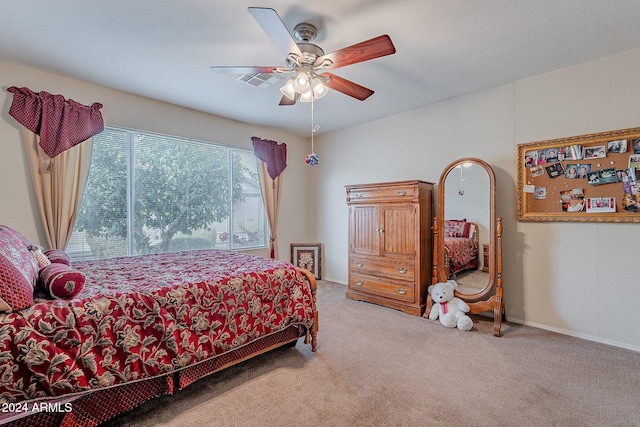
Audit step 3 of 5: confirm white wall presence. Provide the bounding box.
[311,49,640,351]
[513,49,640,350]
[0,60,311,261]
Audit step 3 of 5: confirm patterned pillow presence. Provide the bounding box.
[39,263,85,299]
[44,249,71,266]
[444,219,469,238]
[0,225,39,312]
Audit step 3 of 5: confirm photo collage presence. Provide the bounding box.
[524,138,640,213]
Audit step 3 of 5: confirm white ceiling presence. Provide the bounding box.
[2,1,640,137]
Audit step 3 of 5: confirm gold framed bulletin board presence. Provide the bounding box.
[517,127,640,223]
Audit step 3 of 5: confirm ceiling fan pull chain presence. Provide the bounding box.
[312,97,315,153]
[305,97,320,167]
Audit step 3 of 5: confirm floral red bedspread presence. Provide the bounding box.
[0,250,314,404]
[444,237,478,269]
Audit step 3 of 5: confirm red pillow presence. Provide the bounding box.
[44,249,71,266]
[39,263,85,299]
[461,222,472,238]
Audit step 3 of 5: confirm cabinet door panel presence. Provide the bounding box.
[382,204,415,258]
[350,205,379,256]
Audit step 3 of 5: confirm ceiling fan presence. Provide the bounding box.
[211,7,396,105]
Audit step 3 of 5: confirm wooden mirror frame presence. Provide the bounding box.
[429,157,505,336]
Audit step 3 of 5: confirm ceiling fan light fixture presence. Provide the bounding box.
[298,90,314,103]
[311,78,328,99]
[293,71,310,92]
[280,78,296,99]
[282,72,329,102]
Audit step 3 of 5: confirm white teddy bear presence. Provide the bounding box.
[428,280,473,331]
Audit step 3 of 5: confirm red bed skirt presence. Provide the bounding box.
[4,325,307,427]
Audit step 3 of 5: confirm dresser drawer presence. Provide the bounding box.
[350,257,415,281]
[349,273,415,303]
[347,184,416,202]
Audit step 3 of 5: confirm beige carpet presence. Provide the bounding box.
[102,281,640,427]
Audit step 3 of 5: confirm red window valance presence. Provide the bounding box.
[7,86,104,158]
[251,136,287,179]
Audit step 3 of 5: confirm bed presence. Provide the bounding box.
[443,219,479,278]
[0,225,317,427]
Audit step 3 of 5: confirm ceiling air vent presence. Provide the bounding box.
[236,73,284,89]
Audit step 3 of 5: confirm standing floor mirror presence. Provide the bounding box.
[430,157,505,336]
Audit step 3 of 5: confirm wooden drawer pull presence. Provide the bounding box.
[355,280,364,286]
[356,262,364,267]
[397,267,408,274]
[397,288,407,295]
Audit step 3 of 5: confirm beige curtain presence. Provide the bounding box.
[22,128,93,250]
[257,161,283,259]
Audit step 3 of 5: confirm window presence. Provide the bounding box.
[68,127,267,261]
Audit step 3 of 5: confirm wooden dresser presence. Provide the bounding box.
[345,180,434,316]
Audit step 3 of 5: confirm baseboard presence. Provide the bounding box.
[319,277,347,285]
[507,317,640,353]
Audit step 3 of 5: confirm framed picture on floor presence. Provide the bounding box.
[290,243,322,280]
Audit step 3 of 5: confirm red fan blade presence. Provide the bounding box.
[321,73,374,101]
[316,35,396,70]
[210,66,281,74]
[248,7,304,59]
[279,94,298,106]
